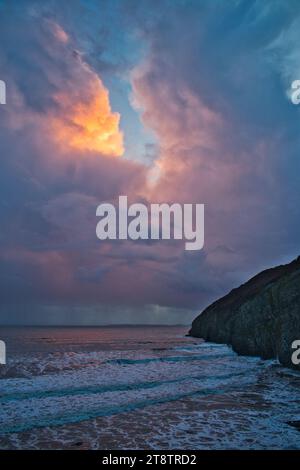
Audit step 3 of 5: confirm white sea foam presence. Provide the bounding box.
[0,326,299,449]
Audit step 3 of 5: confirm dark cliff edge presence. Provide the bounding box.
[189,256,300,370]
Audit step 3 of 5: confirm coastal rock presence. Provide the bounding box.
[190,256,300,370]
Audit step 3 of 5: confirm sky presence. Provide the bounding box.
[0,0,300,325]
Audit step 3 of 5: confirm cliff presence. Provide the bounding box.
[190,256,300,370]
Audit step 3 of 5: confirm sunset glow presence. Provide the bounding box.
[52,79,124,156]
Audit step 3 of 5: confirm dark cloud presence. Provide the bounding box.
[132,0,300,274]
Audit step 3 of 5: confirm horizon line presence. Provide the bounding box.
[0,323,190,328]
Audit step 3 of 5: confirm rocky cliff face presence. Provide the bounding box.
[190,256,300,370]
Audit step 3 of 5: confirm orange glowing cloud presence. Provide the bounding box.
[51,77,124,157]
[50,22,69,44]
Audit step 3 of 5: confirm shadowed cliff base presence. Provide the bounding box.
[190,257,300,370]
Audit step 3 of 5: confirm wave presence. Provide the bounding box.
[0,369,253,404]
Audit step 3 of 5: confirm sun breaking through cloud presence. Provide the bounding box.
[52,76,124,157]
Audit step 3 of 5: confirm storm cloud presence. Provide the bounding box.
[0,0,299,324]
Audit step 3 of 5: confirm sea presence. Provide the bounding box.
[0,325,299,449]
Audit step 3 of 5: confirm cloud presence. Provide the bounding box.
[1,0,300,324]
[127,0,300,306]
[50,58,124,156]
